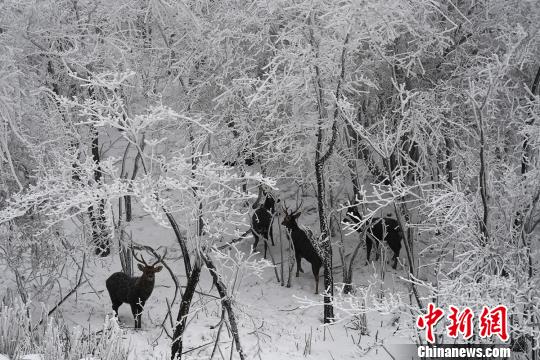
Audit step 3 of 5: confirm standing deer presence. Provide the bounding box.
[344,204,402,269]
[281,201,322,294]
[251,187,279,258]
[105,249,166,329]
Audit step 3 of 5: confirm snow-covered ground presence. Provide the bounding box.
[0,129,422,359]
[34,191,417,360]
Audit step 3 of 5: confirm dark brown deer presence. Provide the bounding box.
[343,203,402,269]
[281,201,322,294]
[251,187,279,258]
[105,250,166,328]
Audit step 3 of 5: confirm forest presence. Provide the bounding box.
[0,0,539,359]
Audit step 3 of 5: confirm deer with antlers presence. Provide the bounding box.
[281,198,322,294]
[105,249,166,329]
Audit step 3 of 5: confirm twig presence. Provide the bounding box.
[381,344,396,360]
[38,254,86,326]
[202,252,246,360]
[279,306,301,312]
[217,229,252,250]
[182,340,216,355]
[252,227,280,282]
[210,313,225,360]
[171,256,203,360]
[180,286,220,300]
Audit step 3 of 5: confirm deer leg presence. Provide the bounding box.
[295,252,303,276]
[366,237,373,264]
[138,301,146,328]
[263,232,269,259]
[112,302,121,318]
[374,240,380,261]
[269,226,275,246]
[252,233,260,253]
[312,264,320,294]
[130,303,138,328]
[391,253,398,269]
[131,302,143,329]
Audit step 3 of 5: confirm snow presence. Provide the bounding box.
[20,355,42,360]
[45,182,415,360]
[0,129,418,359]
[14,356,99,360]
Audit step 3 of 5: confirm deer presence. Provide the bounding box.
[105,249,166,329]
[281,200,322,294]
[251,187,279,259]
[343,202,402,269]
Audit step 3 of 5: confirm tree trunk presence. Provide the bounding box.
[165,212,192,278]
[89,125,110,256]
[202,253,246,360]
[343,229,366,295]
[309,21,349,323]
[314,161,335,323]
[342,121,366,293]
[171,257,202,360]
[383,161,423,310]
[521,65,540,360]
[124,148,142,223]
[521,66,540,174]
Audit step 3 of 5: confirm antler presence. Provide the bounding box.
[293,188,304,214]
[151,248,168,266]
[282,192,304,216]
[282,200,290,214]
[133,252,148,266]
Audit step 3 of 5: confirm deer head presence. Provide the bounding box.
[133,249,167,280]
[252,185,280,212]
[252,185,265,209]
[281,196,303,229]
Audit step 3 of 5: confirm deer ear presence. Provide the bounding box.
[294,212,301,219]
[154,265,163,273]
[137,263,145,271]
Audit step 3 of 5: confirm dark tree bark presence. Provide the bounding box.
[444,137,454,184]
[124,144,142,223]
[342,124,366,294]
[521,66,540,175]
[477,107,489,245]
[520,65,540,360]
[314,131,336,323]
[171,257,202,360]
[310,22,349,323]
[202,252,246,360]
[89,123,110,256]
[188,126,205,236]
[164,212,192,278]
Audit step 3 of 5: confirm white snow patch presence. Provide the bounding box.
[20,355,42,360]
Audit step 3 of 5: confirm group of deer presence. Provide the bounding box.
[251,188,403,294]
[105,188,403,329]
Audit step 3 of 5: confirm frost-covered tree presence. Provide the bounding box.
[1,0,540,358]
